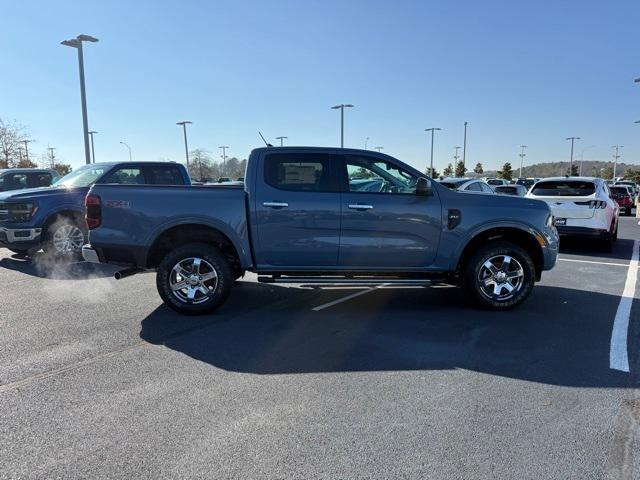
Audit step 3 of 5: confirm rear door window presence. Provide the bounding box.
[102,168,145,184]
[264,153,339,192]
[465,182,482,192]
[144,165,184,185]
[479,183,494,193]
[530,181,596,196]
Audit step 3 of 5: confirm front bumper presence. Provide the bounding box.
[0,226,42,248]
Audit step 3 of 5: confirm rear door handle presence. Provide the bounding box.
[348,204,373,210]
[263,201,289,208]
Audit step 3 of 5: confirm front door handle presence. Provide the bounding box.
[348,204,373,210]
[263,201,289,209]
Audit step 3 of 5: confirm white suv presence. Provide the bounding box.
[526,177,619,250]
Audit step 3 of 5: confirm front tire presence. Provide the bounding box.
[42,217,86,260]
[462,241,536,310]
[156,243,234,315]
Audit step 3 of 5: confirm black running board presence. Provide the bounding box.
[257,276,444,286]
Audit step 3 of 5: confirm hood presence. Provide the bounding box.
[0,186,86,202]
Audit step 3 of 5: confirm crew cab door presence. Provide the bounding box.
[253,151,342,268]
[337,154,442,269]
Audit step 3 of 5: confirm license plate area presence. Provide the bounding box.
[554,218,567,226]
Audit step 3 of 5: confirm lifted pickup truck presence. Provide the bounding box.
[0,162,189,258]
[83,147,558,313]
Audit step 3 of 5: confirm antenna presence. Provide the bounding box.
[258,131,273,147]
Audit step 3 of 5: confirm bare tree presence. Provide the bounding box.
[0,118,31,168]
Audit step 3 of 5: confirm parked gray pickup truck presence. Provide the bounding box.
[83,147,558,314]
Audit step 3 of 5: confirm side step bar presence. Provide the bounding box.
[257,276,441,286]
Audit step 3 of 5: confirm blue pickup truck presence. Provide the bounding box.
[83,147,559,313]
[0,161,190,258]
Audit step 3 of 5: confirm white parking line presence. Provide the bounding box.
[558,258,629,267]
[312,283,391,311]
[609,239,639,372]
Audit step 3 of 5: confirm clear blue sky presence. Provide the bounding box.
[1,0,639,173]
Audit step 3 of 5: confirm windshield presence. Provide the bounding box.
[53,165,110,187]
[487,179,503,185]
[530,180,596,197]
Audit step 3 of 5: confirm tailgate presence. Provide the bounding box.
[535,197,596,219]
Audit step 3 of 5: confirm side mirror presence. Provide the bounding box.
[416,177,433,196]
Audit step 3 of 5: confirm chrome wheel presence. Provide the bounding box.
[170,257,219,304]
[52,224,85,256]
[478,255,524,301]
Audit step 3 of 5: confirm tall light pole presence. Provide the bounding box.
[275,136,288,147]
[578,145,596,176]
[23,140,31,163]
[462,121,468,168]
[61,34,98,165]
[176,121,192,168]
[374,146,384,152]
[518,145,527,178]
[364,137,369,150]
[331,104,354,148]
[120,141,132,161]
[425,128,441,177]
[219,146,229,171]
[612,145,623,179]
[454,146,461,164]
[48,146,56,168]
[565,137,580,176]
[88,130,97,163]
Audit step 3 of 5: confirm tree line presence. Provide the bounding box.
[0,117,72,175]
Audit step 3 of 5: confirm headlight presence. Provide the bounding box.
[8,202,37,222]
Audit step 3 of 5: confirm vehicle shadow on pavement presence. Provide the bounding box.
[139,283,639,388]
[0,252,117,279]
[560,237,634,262]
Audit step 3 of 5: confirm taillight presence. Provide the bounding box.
[85,194,101,229]
[589,200,606,209]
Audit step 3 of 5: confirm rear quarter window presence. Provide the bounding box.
[530,181,596,196]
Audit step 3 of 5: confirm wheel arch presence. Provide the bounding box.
[456,226,545,281]
[146,223,246,278]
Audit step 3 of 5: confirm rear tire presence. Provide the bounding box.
[462,241,536,310]
[156,243,233,315]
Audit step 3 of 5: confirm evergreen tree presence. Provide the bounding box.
[425,167,439,179]
[499,162,513,180]
[473,162,484,174]
[455,161,467,177]
[442,163,454,177]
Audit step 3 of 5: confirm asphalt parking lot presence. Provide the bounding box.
[1,217,639,479]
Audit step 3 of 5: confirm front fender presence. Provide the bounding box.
[447,220,548,271]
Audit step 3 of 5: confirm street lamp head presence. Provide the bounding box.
[344,104,354,108]
[331,105,341,109]
[89,130,97,134]
[61,39,79,48]
[425,127,441,132]
[176,121,192,126]
[77,34,99,43]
